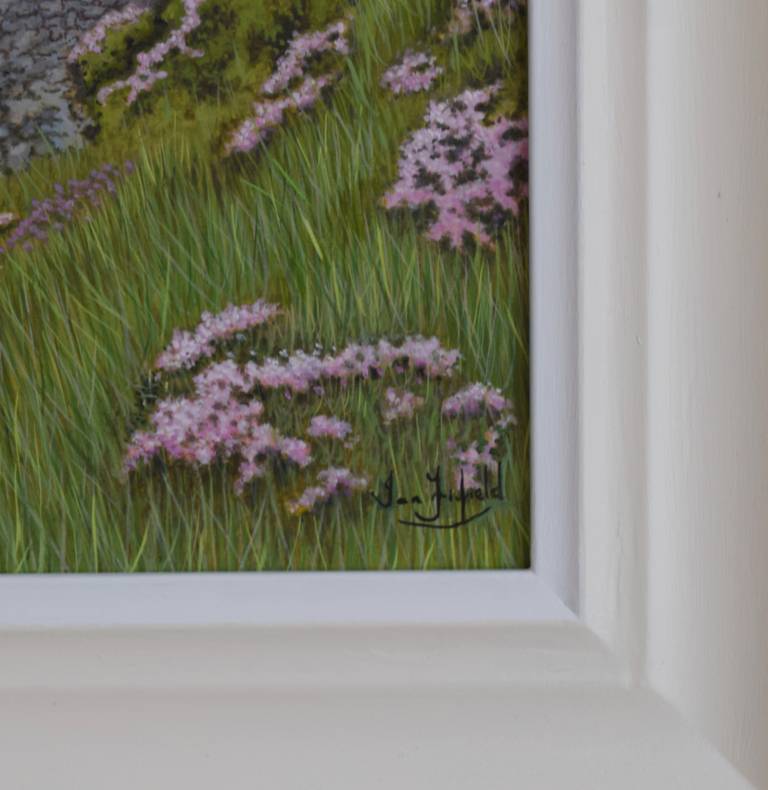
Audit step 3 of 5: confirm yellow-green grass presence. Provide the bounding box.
[0,0,529,572]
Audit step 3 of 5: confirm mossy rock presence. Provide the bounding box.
[74,3,173,98]
[71,0,350,149]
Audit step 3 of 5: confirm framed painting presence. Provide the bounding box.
[1,1,765,788]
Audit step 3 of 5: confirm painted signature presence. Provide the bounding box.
[369,464,504,529]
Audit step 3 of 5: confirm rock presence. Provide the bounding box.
[0,0,143,173]
[7,141,32,171]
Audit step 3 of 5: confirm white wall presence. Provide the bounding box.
[646,2,768,786]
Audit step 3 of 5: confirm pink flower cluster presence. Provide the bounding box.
[380,50,443,95]
[97,0,205,105]
[382,388,425,423]
[449,0,524,35]
[0,161,134,255]
[262,20,350,96]
[192,335,459,399]
[125,301,519,510]
[154,300,281,372]
[441,382,514,422]
[68,4,149,64]
[124,393,313,495]
[224,18,350,155]
[384,84,528,250]
[442,383,516,488]
[225,75,335,154]
[451,429,499,488]
[0,212,17,228]
[307,415,352,441]
[287,467,368,516]
[126,323,460,501]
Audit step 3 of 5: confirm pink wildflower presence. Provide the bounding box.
[68,4,149,63]
[97,0,205,105]
[123,389,313,495]
[126,300,491,505]
[382,388,425,423]
[383,84,528,250]
[262,19,350,96]
[452,429,500,489]
[222,335,460,397]
[441,382,515,422]
[381,50,443,95]
[449,0,524,35]
[278,436,313,467]
[0,162,133,256]
[307,415,353,440]
[154,300,281,372]
[286,467,368,515]
[234,461,267,494]
[225,75,336,154]
[224,17,350,156]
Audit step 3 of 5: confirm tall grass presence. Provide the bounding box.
[0,0,529,572]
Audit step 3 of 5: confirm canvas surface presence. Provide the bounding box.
[0,0,529,572]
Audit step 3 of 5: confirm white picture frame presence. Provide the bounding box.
[0,2,763,787]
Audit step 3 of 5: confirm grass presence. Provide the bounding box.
[0,0,529,572]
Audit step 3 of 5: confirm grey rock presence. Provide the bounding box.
[1,0,145,172]
[7,141,31,170]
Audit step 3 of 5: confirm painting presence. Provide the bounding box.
[0,0,529,572]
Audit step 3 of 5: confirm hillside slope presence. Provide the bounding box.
[0,0,529,572]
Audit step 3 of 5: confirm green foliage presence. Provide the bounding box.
[73,0,350,153]
[0,0,529,572]
[74,4,170,98]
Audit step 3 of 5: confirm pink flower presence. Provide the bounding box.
[383,84,528,250]
[126,300,519,510]
[279,437,313,467]
[224,18,350,156]
[308,415,353,440]
[441,382,515,422]
[451,429,500,489]
[225,76,337,155]
[1,162,134,256]
[127,326,460,496]
[230,336,459,397]
[381,51,443,95]
[382,388,425,423]
[262,19,350,96]
[124,387,314,495]
[449,0,524,35]
[287,467,368,515]
[68,4,148,63]
[154,300,281,372]
[234,461,267,494]
[97,0,206,106]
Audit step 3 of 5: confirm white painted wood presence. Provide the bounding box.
[0,571,573,629]
[645,2,768,787]
[578,0,648,676]
[577,1,768,784]
[0,0,584,632]
[0,683,751,789]
[0,623,619,691]
[529,0,579,611]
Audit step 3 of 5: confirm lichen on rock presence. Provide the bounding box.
[0,0,155,173]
